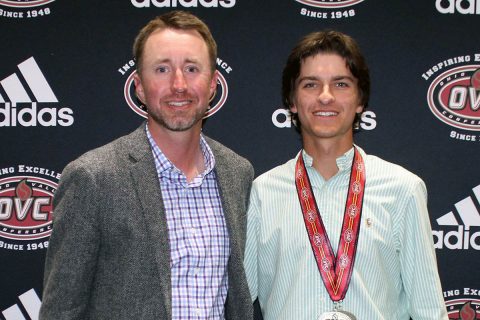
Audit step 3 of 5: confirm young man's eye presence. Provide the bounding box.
[303,82,316,88]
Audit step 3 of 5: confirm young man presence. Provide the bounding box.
[244,30,447,320]
[40,11,254,320]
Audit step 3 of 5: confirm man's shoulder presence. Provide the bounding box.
[363,152,425,194]
[366,154,419,177]
[64,124,147,174]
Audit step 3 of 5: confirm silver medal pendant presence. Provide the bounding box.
[318,310,357,320]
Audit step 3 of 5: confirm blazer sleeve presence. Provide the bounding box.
[39,160,101,320]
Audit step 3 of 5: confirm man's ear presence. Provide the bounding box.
[133,71,145,104]
[209,70,219,99]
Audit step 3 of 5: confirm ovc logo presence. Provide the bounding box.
[427,65,480,131]
[0,165,60,251]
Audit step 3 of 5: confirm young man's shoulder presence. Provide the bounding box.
[363,152,426,194]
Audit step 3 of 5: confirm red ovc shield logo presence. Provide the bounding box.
[0,176,56,241]
[427,65,480,131]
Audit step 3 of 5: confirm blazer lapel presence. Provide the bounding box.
[126,125,172,318]
[211,145,243,258]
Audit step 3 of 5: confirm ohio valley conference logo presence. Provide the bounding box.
[119,58,231,119]
[0,0,54,19]
[444,288,480,319]
[295,0,364,19]
[423,54,480,141]
[0,165,60,251]
[0,57,74,127]
[433,184,480,251]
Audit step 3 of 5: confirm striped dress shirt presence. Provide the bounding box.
[147,126,229,319]
[244,146,448,320]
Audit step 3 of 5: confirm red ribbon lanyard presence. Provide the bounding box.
[295,147,365,302]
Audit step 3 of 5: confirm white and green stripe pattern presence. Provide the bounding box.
[244,146,448,320]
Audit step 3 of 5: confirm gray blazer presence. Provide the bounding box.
[39,124,254,320]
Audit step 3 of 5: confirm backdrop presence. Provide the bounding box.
[1,1,479,319]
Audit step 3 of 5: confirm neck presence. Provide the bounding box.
[303,137,354,180]
[148,122,205,182]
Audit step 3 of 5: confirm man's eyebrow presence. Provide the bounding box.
[297,76,319,83]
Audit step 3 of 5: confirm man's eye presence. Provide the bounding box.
[186,66,199,73]
[156,66,168,73]
[303,83,316,88]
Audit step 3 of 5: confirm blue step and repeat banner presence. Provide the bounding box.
[1,1,479,319]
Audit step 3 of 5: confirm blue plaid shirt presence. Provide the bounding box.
[146,125,230,319]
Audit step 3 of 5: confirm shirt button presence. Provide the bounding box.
[195,308,202,316]
[194,267,200,275]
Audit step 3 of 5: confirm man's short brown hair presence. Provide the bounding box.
[133,10,217,74]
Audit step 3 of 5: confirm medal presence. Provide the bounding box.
[295,147,365,319]
[318,310,357,320]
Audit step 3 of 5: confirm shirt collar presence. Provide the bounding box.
[145,123,216,177]
[302,146,355,172]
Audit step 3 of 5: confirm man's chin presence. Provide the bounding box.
[149,116,201,133]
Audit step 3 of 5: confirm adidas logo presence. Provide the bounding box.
[2,288,40,320]
[0,57,74,127]
[433,184,480,250]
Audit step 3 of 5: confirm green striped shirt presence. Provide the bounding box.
[244,147,447,320]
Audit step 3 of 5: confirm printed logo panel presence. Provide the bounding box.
[433,184,480,250]
[0,0,54,19]
[294,0,365,19]
[0,165,60,252]
[130,0,236,8]
[435,0,480,14]
[0,57,74,127]
[423,54,480,141]
[2,289,41,320]
[443,288,480,319]
[295,0,364,8]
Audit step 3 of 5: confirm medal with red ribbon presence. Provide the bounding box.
[295,147,365,305]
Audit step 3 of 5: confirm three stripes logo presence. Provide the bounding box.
[433,184,480,250]
[0,57,74,127]
[1,288,40,320]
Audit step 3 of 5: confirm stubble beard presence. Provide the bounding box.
[148,105,207,132]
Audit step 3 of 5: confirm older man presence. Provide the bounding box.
[40,11,253,320]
